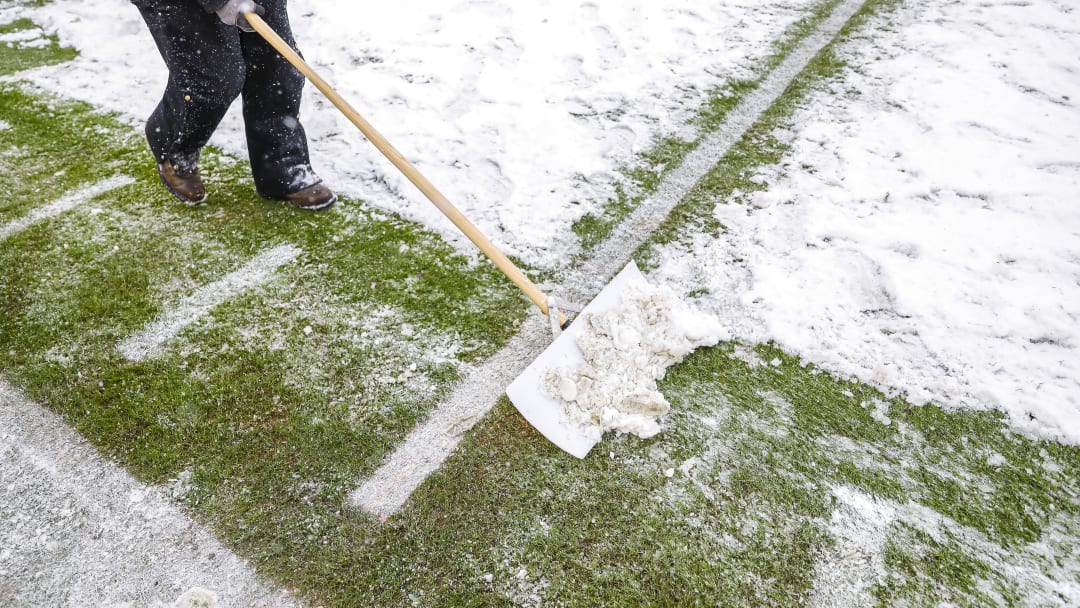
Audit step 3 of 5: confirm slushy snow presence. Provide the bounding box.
[544,280,727,438]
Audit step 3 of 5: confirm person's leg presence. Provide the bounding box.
[138,2,245,201]
[238,0,333,207]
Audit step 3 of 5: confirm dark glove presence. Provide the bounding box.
[216,0,265,32]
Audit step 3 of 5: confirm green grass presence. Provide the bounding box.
[1,3,1078,607]
[0,16,75,75]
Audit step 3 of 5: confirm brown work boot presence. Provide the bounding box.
[281,183,337,211]
[157,161,207,206]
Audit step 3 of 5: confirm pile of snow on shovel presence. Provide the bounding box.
[544,281,729,439]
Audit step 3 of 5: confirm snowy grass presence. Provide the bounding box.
[0,73,525,525]
[408,343,1079,605]
[1,0,1078,606]
[636,0,865,265]
[0,16,73,75]
[571,0,848,257]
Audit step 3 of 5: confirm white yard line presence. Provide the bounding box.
[118,244,302,361]
[352,314,551,519]
[351,0,869,519]
[0,379,303,607]
[0,176,134,242]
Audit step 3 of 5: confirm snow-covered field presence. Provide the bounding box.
[2,0,1080,604]
[19,0,1073,445]
[655,0,1080,443]
[13,0,819,262]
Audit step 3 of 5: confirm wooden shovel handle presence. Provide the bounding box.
[245,12,562,320]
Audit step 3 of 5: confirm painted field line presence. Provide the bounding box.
[0,175,134,242]
[352,313,550,519]
[0,379,302,607]
[352,0,869,519]
[118,244,301,361]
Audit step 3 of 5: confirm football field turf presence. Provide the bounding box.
[1,0,1078,605]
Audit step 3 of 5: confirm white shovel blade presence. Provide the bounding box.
[506,261,647,458]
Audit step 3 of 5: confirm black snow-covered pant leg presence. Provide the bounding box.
[137,0,318,198]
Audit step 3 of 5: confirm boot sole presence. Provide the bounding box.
[284,193,337,211]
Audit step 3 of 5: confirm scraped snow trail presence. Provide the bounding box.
[352,0,870,517]
[654,0,1080,443]
[13,0,819,265]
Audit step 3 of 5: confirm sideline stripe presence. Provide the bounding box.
[0,175,135,242]
[0,379,301,606]
[352,0,871,519]
[118,244,302,361]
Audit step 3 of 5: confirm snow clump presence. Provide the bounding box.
[544,280,728,439]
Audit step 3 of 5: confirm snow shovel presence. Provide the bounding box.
[246,12,627,458]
